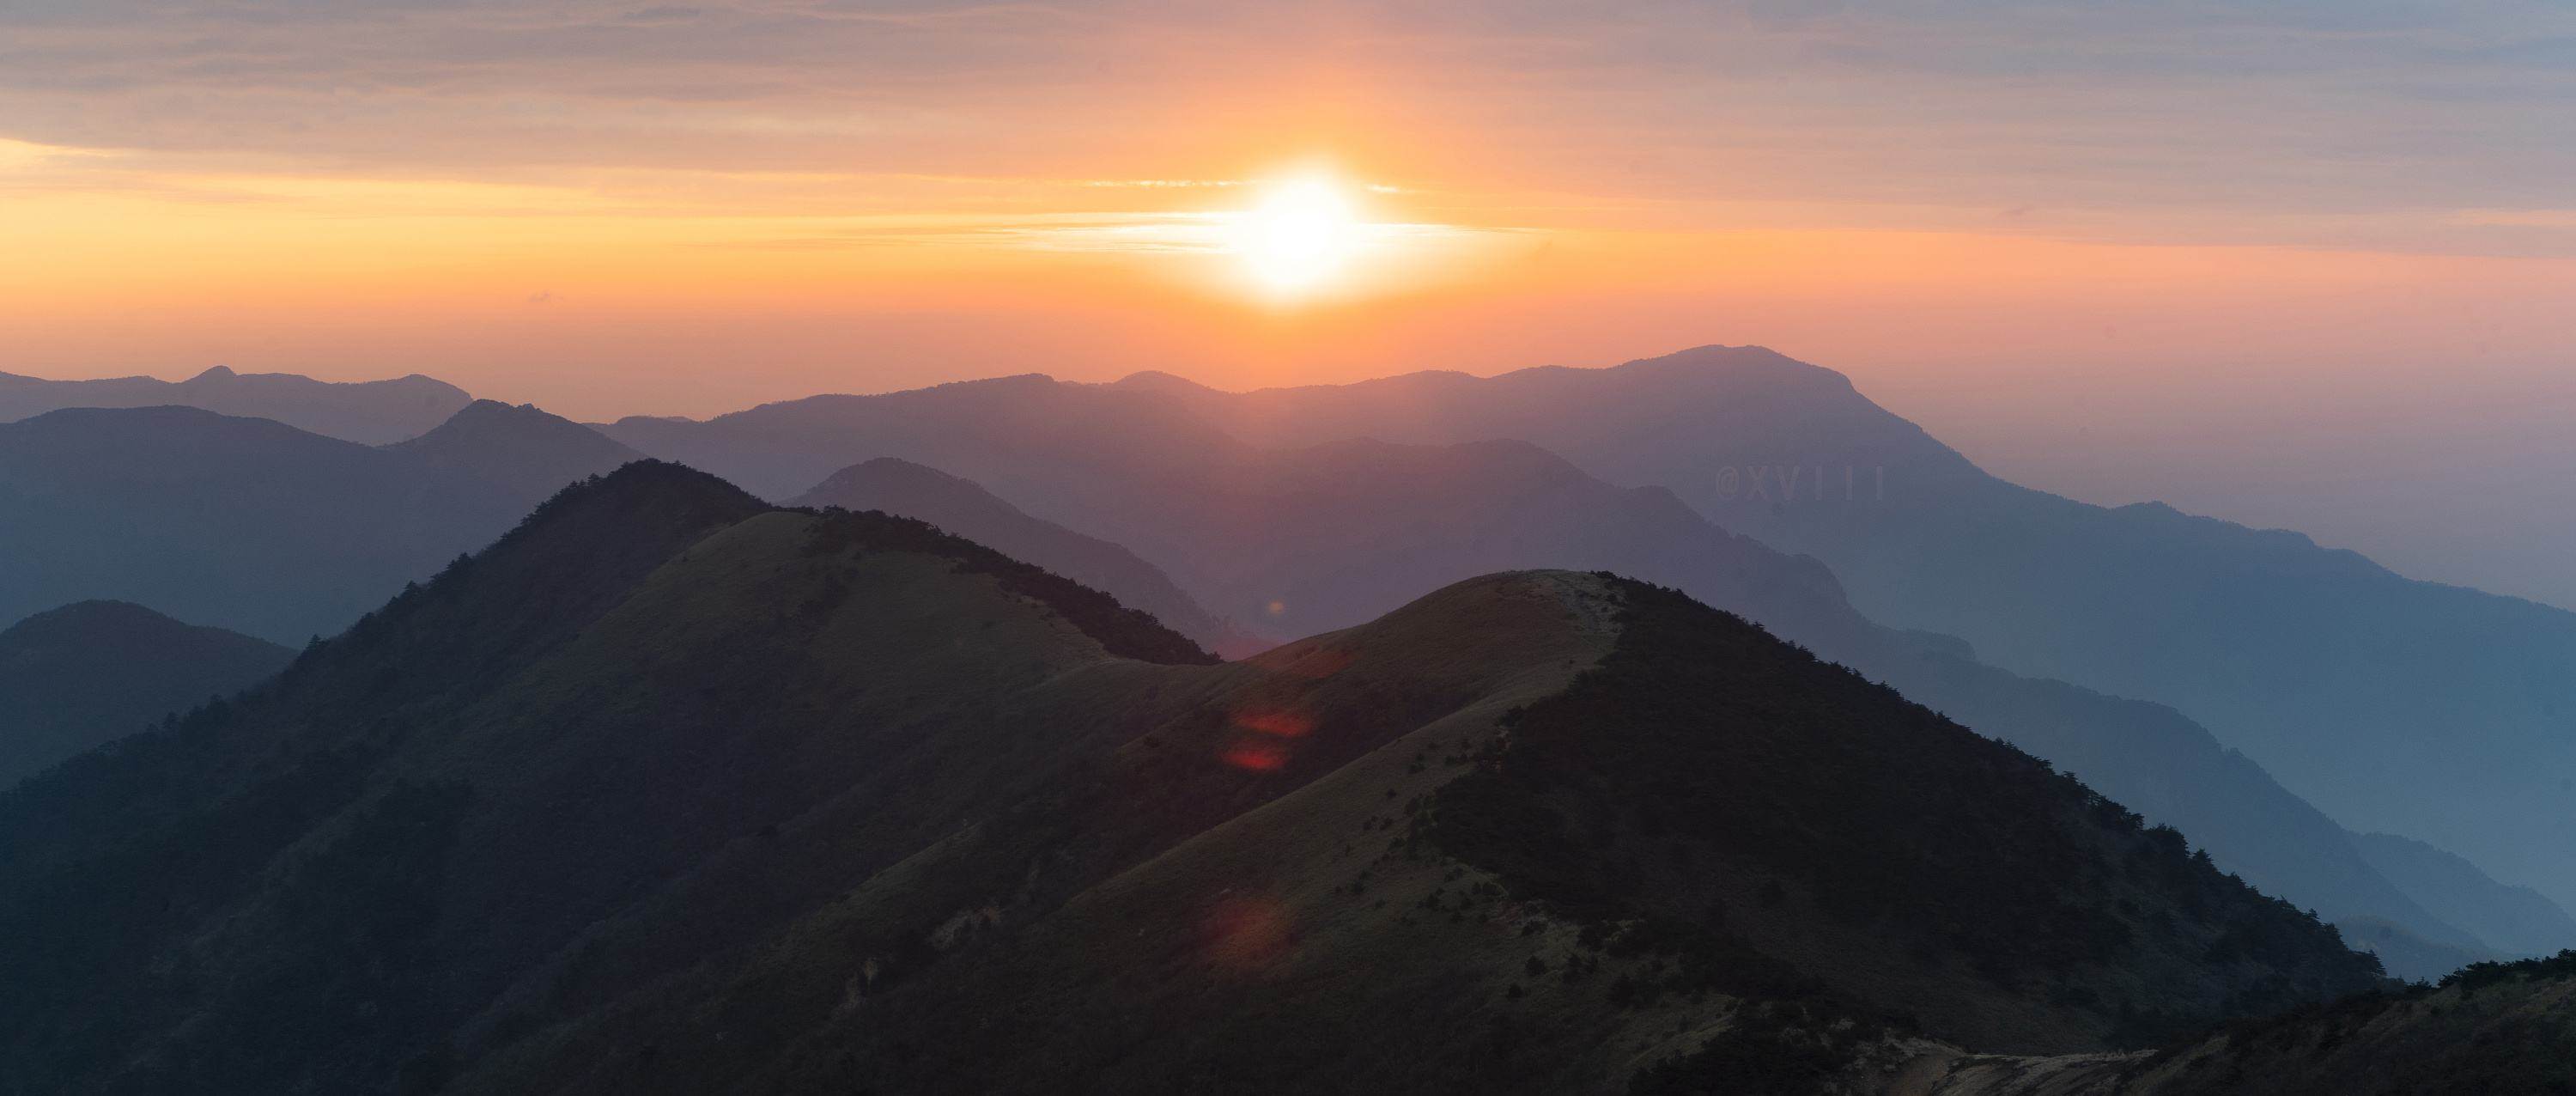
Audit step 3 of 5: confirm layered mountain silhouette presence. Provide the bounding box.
[0,464,2388,1093]
[25,353,2569,926]
[790,457,1269,657]
[386,399,647,502]
[2348,831,2576,960]
[1106,345,2576,916]
[0,401,639,644]
[596,374,2526,971]
[2329,916,2495,986]
[0,365,471,443]
[0,600,291,789]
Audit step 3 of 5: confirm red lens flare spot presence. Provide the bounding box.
[1222,743,1288,771]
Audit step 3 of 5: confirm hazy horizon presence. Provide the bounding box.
[17,343,2570,614]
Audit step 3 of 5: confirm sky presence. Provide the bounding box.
[3,0,2573,603]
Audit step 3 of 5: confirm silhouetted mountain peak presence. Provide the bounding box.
[508,459,762,543]
[410,397,574,429]
[900,371,1062,402]
[454,397,528,417]
[827,454,981,489]
[400,399,627,452]
[186,364,238,382]
[1107,368,1217,394]
[6,600,201,640]
[799,456,1036,527]
[1582,344,1865,398]
[1625,341,1802,366]
[388,399,646,502]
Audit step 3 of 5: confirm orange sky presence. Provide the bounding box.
[6,149,2572,420]
[6,2,2576,604]
[5,3,2574,417]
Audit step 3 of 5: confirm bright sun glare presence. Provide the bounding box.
[1230,174,1366,297]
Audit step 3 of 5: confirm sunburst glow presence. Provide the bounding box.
[1230,174,1367,297]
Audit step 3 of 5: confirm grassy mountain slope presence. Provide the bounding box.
[1422,581,2379,1050]
[0,600,292,789]
[0,365,471,443]
[456,569,1612,1095]
[0,460,1486,1093]
[0,461,773,1093]
[0,466,2387,1094]
[462,576,2379,1096]
[790,456,1269,656]
[1916,953,2576,1095]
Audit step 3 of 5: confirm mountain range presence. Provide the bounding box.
[0,400,636,645]
[5,356,2563,976]
[6,349,2574,1089]
[0,463,2397,1093]
[592,368,2552,972]
[0,365,471,444]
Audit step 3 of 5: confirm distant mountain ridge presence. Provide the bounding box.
[0,401,639,644]
[2350,831,2576,959]
[386,399,647,502]
[0,600,291,789]
[0,365,471,443]
[791,457,1271,657]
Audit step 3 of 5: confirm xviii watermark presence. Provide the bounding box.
[1713,465,1886,502]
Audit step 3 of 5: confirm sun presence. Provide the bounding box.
[1230,174,1366,298]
